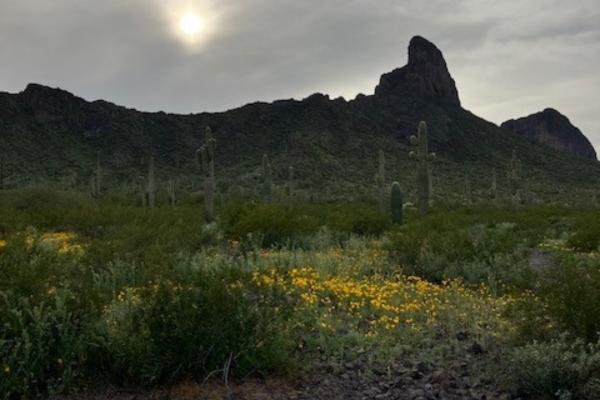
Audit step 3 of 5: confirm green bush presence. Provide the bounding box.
[93,264,293,384]
[220,200,389,247]
[567,222,600,252]
[0,290,88,398]
[0,235,297,396]
[1,186,90,211]
[508,337,600,399]
[387,213,533,287]
[540,255,600,342]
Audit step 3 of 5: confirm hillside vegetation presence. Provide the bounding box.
[1,186,600,399]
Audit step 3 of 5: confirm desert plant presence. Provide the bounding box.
[390,181,403,225]
[146,156,156,208]
[540,255,600,342]
[508,150,523,207]
[197,127,216,222]
[286,166,294,198]
[0,156,5,190]
[409,121,435,215]
[89,152,102,198]
[167,179,176,207]
[262,154,273,204]
[489,168,497,201]
[375,150,386,213]
[137,175,147,207]
[464,172,472,205]
[0,290,88,397]
[508,336,600,400]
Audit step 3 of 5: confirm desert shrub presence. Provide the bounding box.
[80,209,218,267]
[2,186,90,211]
[539,255,600,342]
[567,221,600,252]
[92,262,294,384]
[387,213,533,286]
[507,337,600,399]
[0,239,295,393]
[225,203,320,246]
[0,290,88,398]
[220,201,388,246]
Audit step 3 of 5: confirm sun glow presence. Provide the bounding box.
[164,2,216,50]
[179,13,204,38]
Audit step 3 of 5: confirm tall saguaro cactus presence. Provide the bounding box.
[489,168,498,201]
[197,127,216,222]
[390,181,404,225]
[508,149,522,207]
[375,150,386,213]
[262,154,272,203]
[0,156,4,190]
[286,166,294,198]
[138,175,147,207]
[464,172,472,205]
[409,121,436,215]
[90,151,102,198]
[167,179,176,208]
[147,156,156,208]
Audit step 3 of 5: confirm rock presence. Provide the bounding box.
[362,387,380,397]
[501,108,597,160]
[415,362,432,374]
[408,388,426,399]
[469,342,486,355]
[528,249,554,273]
[374,36,461,106]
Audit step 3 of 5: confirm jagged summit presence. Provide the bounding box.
[374,36,460,106]
[21,83,75,99]
[502,108,597,161]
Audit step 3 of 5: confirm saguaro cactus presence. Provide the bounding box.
[508,150,522,207]
[262,154,272,203]
[197,126,216,222]
[375,150,386,213]
[90,151,102,198]
[286,166,294,198]
[138,175,147,207]
[489,168,498,201]
[147,156,156,208]
[464,172,472,205]
[391,181,404,225]
[0,156,4,190]
[409,121,436,215]
[167,179,176,207]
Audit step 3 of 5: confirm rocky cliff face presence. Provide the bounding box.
[502,108,597,160]
[374,36,460,107]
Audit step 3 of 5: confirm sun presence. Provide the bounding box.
[178,13,204,38]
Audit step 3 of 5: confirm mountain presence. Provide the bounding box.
[375,36,460,107]
[0,36,598,201]
[501,108,597,161]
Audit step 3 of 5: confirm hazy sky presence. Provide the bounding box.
[1,0,599,153]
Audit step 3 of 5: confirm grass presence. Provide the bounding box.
[1,187,600,398]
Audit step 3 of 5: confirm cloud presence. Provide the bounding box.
[0,0,598,152]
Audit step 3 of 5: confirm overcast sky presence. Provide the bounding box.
[1,0,598,153]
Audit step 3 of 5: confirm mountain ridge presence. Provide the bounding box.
[502,108,597,161]
[0,36,598,201]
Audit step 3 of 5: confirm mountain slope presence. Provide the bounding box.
[0,36,598,201]
[502,108,597,161]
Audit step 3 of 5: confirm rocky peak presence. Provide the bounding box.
[374,36,460,107]
[19,83,81,111]
[12,83,90,126]
[501,108,597,160]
